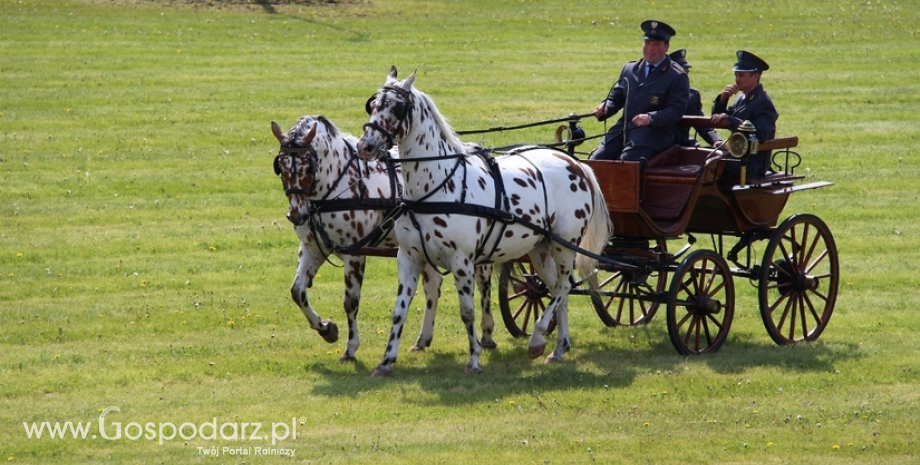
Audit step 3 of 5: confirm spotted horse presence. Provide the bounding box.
[356,66,612,376]
[271,115,495,363]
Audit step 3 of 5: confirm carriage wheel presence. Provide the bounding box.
[498,262,557,338]
[591,239,668,326]
[666,249,735,355]
[758,214,839,345]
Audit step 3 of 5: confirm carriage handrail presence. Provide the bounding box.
[679,115,730,129]
[680,116,799,151]
[758,136,798,152]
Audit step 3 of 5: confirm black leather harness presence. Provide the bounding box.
[275,140,402,263]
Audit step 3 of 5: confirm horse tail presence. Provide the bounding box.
[575,164,613,279]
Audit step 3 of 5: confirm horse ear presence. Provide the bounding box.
[300,122,318,145]
[271,121,285,143]
[403,69,417,90]
[388,65,398,80]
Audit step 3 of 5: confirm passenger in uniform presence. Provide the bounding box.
[590,20,689,167]
[669,49,721,147]
[710,50,779,178]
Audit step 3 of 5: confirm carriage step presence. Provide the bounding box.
[734,180,834,195]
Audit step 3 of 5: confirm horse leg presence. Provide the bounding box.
[291,243,339,343]
[372,252,423,377]
[476,264,497,350]
[411,265,442,352]
[453,260,483,374]
[543,293,572,363]
[339,256,366,363]
[525,246,558,359]
[545,248,576,364]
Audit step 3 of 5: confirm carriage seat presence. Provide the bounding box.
[645,145,710,181]
[641,145,712,220]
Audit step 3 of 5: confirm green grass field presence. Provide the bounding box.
[3,0,920,463]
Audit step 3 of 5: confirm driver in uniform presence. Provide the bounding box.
[589,20,689,167]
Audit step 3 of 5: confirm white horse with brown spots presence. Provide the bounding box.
[271,115,495,362]
[356,67,612,376]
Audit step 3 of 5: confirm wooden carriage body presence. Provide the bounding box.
[583,124,830,241]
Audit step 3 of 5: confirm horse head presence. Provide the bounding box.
[357,66,417,161]
[272,119,318,226]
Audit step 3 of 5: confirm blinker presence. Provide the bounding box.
[366,89,409,120]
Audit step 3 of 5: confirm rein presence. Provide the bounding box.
[455,112,594,135]
[454,112,607,158]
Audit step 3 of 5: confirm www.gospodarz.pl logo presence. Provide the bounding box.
[23,406,302,446]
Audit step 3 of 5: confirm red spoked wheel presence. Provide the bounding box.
[498,261,557,338]
[758,214,839,345]
[591,239,668,326]
[666,249,735,355]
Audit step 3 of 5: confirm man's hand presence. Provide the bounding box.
[593,103,607,119]
[631,113,652,127]
[719,84,739,102]
[711,113,728,124]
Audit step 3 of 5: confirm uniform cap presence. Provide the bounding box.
[733,50,770,73]
[669,49,691,70]
[641,20,676,42]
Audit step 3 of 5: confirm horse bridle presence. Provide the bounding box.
[363,85,413,151]
[275,138,360,261]
[274,145,318,198]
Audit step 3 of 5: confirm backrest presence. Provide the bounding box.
[581,160,641,213]
[646,145,683,169]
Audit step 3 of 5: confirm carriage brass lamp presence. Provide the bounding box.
[725,120,759,186]
[725,120,758,158]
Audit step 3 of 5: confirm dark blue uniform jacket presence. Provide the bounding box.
[711,83,779,176]
[598,57,690,154]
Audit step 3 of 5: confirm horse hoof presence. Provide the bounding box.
[371,366,392,377]
[545,354,563,364]
[409,344,425,352]
[528,344,546,360]
[339,354,357,363]
[464,365,483,374]
[480,339,498,350]
[319,321,339,343]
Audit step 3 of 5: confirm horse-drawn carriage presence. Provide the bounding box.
[272,66,839,375]
[500,116,838,355]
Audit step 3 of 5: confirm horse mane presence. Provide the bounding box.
[290,115,341,140]
[412,88,468,153]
